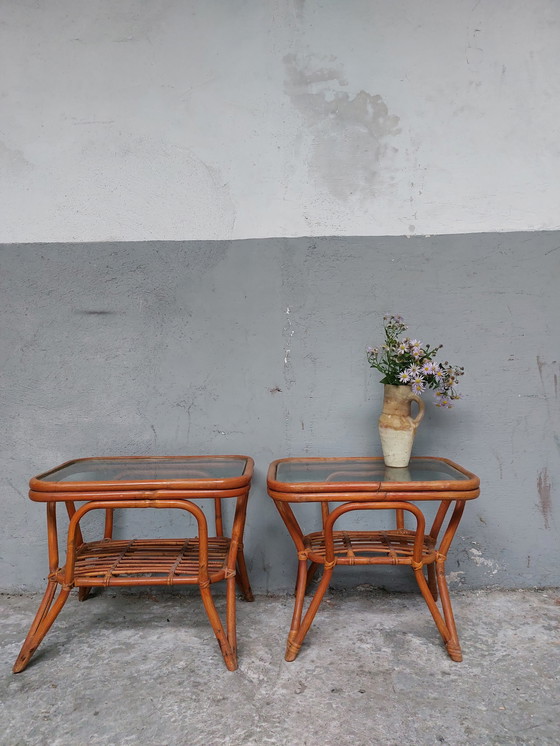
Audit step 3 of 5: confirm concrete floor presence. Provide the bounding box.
[1,587,559,746]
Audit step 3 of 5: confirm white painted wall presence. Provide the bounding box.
[1,0,559,242]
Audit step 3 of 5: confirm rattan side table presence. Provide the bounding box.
[267,457,480,662]
[14,455,254,672]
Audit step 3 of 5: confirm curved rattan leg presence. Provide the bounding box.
[226,573,237,660]
[199,585,237,671]
[427,563,438,601]
[13,583,71,673]
[235,548,254,602]
[286,559,308,660]
[17,580,57,645]
[286,564,334,662]
[412,567,456,658]
[435,558,462,661]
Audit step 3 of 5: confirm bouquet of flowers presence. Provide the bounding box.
[367,314,464,407]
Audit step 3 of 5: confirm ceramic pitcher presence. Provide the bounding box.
[378,384,425,467]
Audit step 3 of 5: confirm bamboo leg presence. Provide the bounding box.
[235,547,254,602]
[427,563,438,601]
[13,584,71,673]
[285,564,334,662]
[413,567,456,659]
[305,562,320,593]
[427,500,464,661]
[214,498,223,537]
[226,573,237,660]
[435,557,462,661]
[285,559,308,660]
[16,580,57,648]
[199,585,237,671]
[73,503,101,601]
[78,586,92,602]
[104,508,114,539]
[65,502,84,548]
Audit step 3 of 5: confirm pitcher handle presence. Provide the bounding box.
[409,394,425,428]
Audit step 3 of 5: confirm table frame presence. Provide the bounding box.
[13,455,254,673]
[267,456,480,662]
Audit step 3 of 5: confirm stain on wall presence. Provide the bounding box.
[284,54,400,199]
[0,142,33,174]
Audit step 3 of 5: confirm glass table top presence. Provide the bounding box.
[274,458,472,485]
[38,457,249,483]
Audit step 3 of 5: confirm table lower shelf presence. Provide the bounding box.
[56,537,231,586]
[304,529,436,566]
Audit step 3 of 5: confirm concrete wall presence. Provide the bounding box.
[1,0,559,242]
[2,234,559,592]
[1,2,559,593]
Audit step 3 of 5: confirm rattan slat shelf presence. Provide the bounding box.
[267,456,480,663]
[304,529,436,566]
[13,455,254,674]
[68,537,231,585]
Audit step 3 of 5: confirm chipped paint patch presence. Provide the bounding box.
[445,571,465,585]
[468,547,500,574]
[283,306,295,386]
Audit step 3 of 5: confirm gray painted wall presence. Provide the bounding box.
[1,233,559,592]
